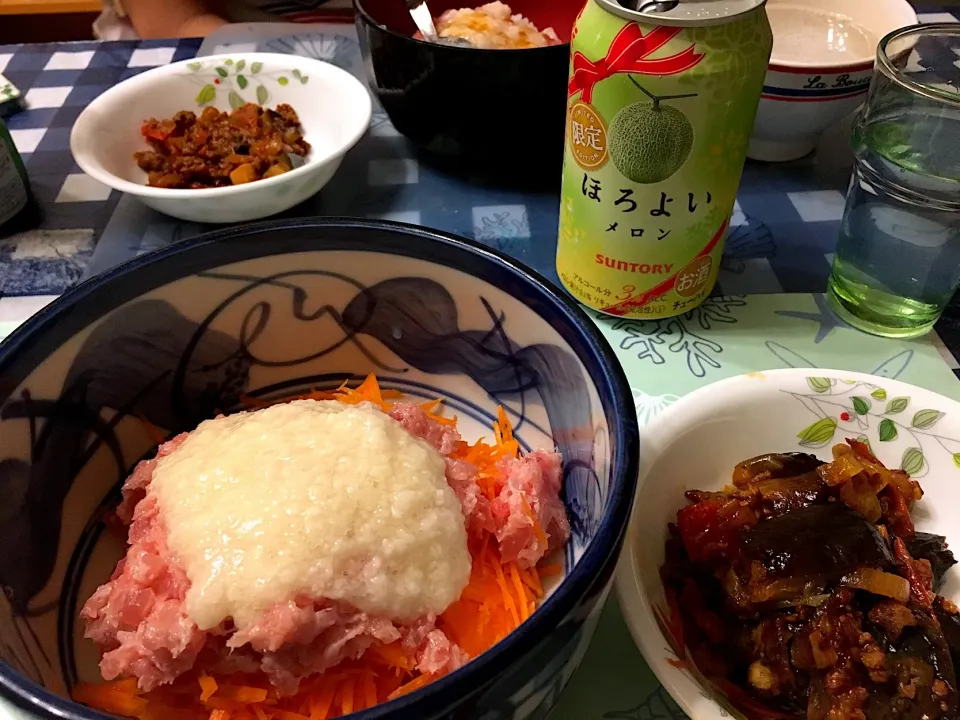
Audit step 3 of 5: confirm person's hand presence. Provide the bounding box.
[177,12,228,37]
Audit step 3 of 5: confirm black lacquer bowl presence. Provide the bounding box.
[0,219,639,720]
[355,0,585,186]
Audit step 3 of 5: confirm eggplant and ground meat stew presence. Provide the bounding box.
[661,439,960,719]
[134,103,310,189]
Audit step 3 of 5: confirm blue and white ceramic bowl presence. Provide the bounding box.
[0,219,639,720]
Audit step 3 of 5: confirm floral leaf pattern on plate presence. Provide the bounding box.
[879,418,898,442]
[195,84,216,106]
[886,397,909,414]
[912,409,945,429]
[178,60,307,109]
[807,377,833,393]
[797,417,837,448]
[788,378,960,470]
[901,447,926,476]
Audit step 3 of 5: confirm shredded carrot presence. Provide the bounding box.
[509,565,530,622]
[490,549,521,628]
[198,674,218,702]
[387,673,435,701]
[539,563,563,578]
[518,566,543,598]
[362,672,377,710]
[137,415,168,447]
[218,686,268,704]
[337,677,354,716]
[76,375,561,720]
[308,681,336,720]
[273,711,311,720]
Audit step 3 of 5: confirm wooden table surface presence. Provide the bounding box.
[0,0,99,15]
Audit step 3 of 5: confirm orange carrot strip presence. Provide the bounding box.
[489,549,521,628]
[73,683,149,717]
[369,641,415,672]
[199,674,218,702]
[338,677,355,716]
[420,398,442,413]
[138,415,168,446]
[112,677,142,694]
[429,412,458,426]
[362,672,377,709]
[217,686,269,703]
[272,711,311,720]
[509,565,531,621]
[387,673,435,701]
[518,566,543,598]
[354,374,383,405]
[308,680,336,720]
[209,709,231,720]
[539,563,563,578]
[253,707,270,720]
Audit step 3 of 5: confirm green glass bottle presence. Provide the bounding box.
[0,118,39,237]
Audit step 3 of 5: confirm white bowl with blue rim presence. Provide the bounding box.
[0,219,639,720]
[617,368,960,719]
[70,53,371,223]
[748,0,917,162]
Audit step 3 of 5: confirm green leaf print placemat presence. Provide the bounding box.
[550,293,960,720]
[594,293,960,428]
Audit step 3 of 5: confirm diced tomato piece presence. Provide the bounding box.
[676,500,741,563]
[847,437,880,464]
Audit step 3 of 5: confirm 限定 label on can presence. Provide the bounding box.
[557,0,772,318]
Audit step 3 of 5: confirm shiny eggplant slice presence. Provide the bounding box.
[934,596,960,664]
[733,452,825,485]
[742,471,827,516]
[741,503,893,579]
[863,611,958,720]
[906,533,957,593]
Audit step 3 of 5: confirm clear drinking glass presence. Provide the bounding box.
[827,24,960,338]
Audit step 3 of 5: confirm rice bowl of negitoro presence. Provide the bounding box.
[0,218,639,720]
[74,375,572,718]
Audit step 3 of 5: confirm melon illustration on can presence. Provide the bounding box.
[557,0,772,319]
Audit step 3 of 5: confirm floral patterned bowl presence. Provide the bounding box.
[0,219,639,720]
[70,53,371,223]
[616,368,960,719]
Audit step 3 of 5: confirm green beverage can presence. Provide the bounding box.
[557,0,771,318]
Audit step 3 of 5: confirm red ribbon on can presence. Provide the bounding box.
[599,218,729,317]
[568,24,704,103]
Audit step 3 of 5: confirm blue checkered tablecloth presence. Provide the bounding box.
[1,11,960,360]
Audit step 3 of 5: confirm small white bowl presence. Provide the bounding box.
[748,0,917,162]
[617,369,960,719]
[70,53,372,223]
